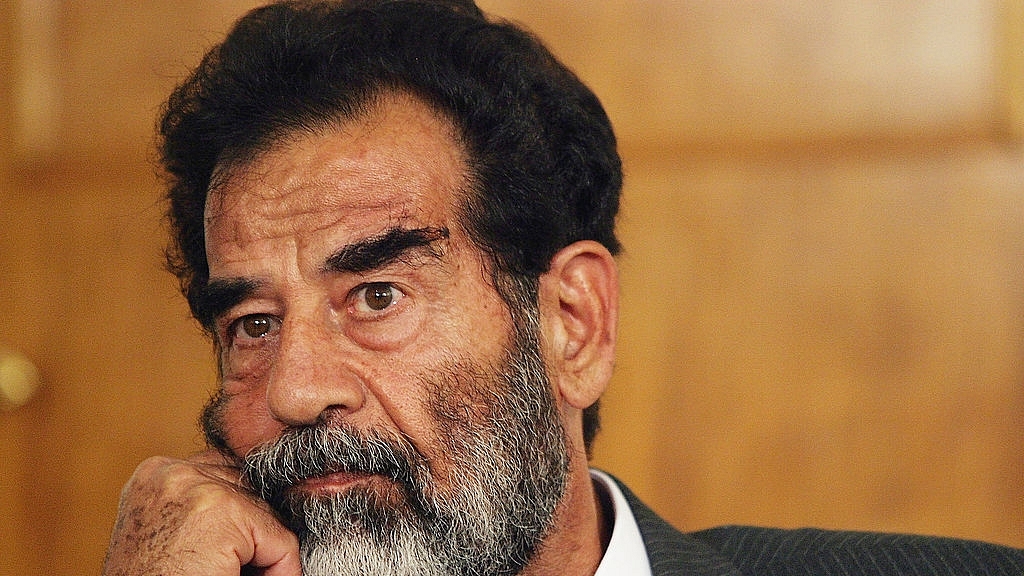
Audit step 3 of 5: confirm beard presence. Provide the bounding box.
[202,322,570,576]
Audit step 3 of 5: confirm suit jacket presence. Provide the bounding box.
[618,481,1024,576]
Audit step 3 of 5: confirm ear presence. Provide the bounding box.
[538,240,619,411]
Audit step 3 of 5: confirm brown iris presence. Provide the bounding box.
[363,283,395,311]
[241,315,274,338]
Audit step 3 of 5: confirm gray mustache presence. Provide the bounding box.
[242,424,424,503]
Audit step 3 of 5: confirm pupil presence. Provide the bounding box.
[243,316,270,338]
[366,284,393,310]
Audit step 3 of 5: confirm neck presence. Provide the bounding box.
[519,459,609,576]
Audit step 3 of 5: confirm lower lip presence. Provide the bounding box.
[300,471,374,493]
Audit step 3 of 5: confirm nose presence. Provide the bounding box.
[265,318,366,426]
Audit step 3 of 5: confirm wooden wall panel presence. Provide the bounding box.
[599,142,1024,546]
[1000,0,1024,138]
[1,169,218,574]
[481,0,1007,146]
[1,1,1022,574]
[479,0,1024,547]
[6,0,263,166]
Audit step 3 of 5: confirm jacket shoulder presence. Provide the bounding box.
[690,525,1024,576]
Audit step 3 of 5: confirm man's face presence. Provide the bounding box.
[199,93,570,575]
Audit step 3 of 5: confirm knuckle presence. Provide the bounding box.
[107,456,270,574]
[130,455,176,479]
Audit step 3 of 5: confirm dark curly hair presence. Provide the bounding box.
[160,0,621,452]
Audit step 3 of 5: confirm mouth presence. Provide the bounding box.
[285,469,412,516]
[297,470,378,494]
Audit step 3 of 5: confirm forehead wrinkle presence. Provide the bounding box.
[207,170,409,251]
[209,127,441,219]
[204,91,473,274]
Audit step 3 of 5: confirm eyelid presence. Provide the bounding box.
[224,312,282,345]
[213,293,281,334]
[349,282,408,317]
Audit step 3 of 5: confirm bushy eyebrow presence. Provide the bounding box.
[192,277,261,332]
[321,226,450,274]
[192,226,449,331]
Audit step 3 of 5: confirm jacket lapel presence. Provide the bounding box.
[615,478,744,576]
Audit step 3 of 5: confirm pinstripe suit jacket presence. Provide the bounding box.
[619,481,1024,576]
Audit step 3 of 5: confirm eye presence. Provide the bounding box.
[352,282,406,314]
[230,314,281,341]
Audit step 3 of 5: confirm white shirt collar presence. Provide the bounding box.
[590,469,654,576]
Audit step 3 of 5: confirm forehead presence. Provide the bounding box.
[204,93,469,253]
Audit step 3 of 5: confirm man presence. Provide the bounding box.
[103,1,1024,575]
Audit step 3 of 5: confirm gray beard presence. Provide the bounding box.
[240,330,570,576]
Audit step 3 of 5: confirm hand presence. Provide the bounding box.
[102,451,302,576]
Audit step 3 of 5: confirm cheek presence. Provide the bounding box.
[216,390,282,456]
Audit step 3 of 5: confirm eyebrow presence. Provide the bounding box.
[192,277,261,332]
[192,226,450,331]
[321,226,450,274]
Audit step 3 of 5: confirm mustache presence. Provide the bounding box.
[242,423,428,504]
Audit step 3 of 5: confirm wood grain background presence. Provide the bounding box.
[1,2,1022,574]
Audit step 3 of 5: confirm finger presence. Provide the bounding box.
[193,451,301,574]
[188,449,248,487]
[242,508,303,576]
[190,448,238,467]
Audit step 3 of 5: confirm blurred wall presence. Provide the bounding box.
[1,1,1022,574]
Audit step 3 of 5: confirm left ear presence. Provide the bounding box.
[538,240,619,410]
